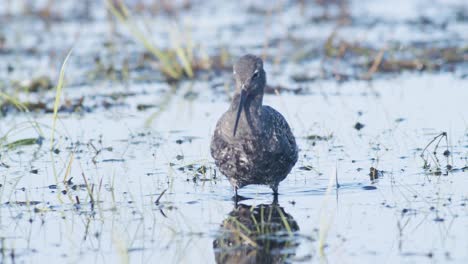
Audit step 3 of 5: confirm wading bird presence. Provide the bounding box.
[211,54,298,196]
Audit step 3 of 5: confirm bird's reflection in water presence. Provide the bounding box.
[213,198,300,264]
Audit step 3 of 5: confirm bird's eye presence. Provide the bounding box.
[252,71,259,79]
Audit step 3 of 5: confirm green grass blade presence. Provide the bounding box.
[4,138,40,150]
[0,92,29,112]
[105,0,181,79]
[276,206,293,235]
[51,48,73,149]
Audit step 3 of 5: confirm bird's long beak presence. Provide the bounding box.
[233,88,247,137]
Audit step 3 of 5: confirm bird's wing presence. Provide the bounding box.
[262,105,298,155]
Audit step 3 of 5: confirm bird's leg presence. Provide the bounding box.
[272,184,279,204]
[272,193,278,205]
[233,186,239,206]
[272,184,279,196]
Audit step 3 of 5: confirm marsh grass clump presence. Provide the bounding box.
[420,132,453,175]
[0,94,44,155]
[12,76,53,93]
[0,92,29,115]
[106,0,227,82]
[369,167,383,182]
[106,0,189,80]
[305,133,333,147]
[319,30,468,80]
[176,162,215,183]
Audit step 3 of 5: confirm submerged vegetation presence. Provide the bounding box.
[214,203,300,263]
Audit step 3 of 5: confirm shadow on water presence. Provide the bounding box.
[213,200,300,264]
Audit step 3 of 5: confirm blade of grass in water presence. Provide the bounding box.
[318,167,337,259]
[51,48,73,149]
[0,92,29,112]
[277,207,293,235]
[0,95,44,146]
[170,24,193,78]
[4,138,40,150]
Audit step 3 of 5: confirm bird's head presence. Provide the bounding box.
[232,54,266,137]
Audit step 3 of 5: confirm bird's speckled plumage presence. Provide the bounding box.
[210,54,298,194]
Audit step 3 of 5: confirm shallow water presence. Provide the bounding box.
[0,1,467,263]
[1,73,467,263]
